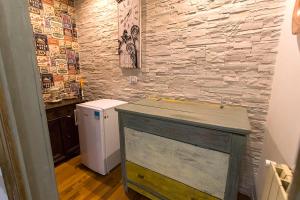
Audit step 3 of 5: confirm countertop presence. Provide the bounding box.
[115,98,251,135]
[45,98,84,110]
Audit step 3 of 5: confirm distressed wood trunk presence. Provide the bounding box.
[115,98,250,200]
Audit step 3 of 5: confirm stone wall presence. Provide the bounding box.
[75,0,286,196]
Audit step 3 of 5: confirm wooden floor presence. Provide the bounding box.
[55,156,250,200]
[55,156,148,200]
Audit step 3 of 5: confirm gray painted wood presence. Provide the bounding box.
[118,114,128,191]
[0,0,58,199]
[0,56,29,200]
[122,112,231,153]
[224,134,246,200]
[116,99,249,200]
[125,128,229,199]
[116,99,251,135]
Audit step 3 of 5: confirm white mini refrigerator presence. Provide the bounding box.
[75,99,127,175]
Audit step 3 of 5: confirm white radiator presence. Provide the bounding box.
[261,161,293,200]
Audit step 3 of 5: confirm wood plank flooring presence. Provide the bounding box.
[55,156,147,200]
[55,156,250,200]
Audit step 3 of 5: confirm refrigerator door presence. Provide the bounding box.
[76,105,106,175]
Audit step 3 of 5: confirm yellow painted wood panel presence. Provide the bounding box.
[128,183,160,200]
[126,161,219,200]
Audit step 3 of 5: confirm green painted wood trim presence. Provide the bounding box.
[224,134,247,200]
[121,112,231,154]
[115,99,251,135]
[118,114,128,191]
[0,83,29,200]
[116,109,250,136]
[118,105,248,200]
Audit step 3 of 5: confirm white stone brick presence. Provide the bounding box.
[234,41,252,49]
[239,22,264,31]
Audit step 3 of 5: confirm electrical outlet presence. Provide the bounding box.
[129,76,138,84]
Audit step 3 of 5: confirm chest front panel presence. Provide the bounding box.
[125,127,229,199]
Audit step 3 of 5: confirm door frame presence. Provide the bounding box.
[0,0,58,199]
[0,59,31,199]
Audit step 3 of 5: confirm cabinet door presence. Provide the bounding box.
[48,119,65,164]
[60,114,79,157]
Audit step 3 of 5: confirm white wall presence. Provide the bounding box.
[266,0,300,169]
[255,3,300,198]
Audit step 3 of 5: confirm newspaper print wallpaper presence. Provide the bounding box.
[28,0,81,102]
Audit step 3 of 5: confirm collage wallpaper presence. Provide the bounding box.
[28,0,81,102]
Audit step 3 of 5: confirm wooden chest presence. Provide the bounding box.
[115,99,251,200]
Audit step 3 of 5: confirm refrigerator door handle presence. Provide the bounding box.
[74,109,78,125]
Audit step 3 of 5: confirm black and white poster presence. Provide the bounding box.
[118,0,141,69]
[41,73,54,89]
[34,33,49,56]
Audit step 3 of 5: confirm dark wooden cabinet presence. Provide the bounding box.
[48,118,65,164]
[60,114,79,156]
[46,99,82,165]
